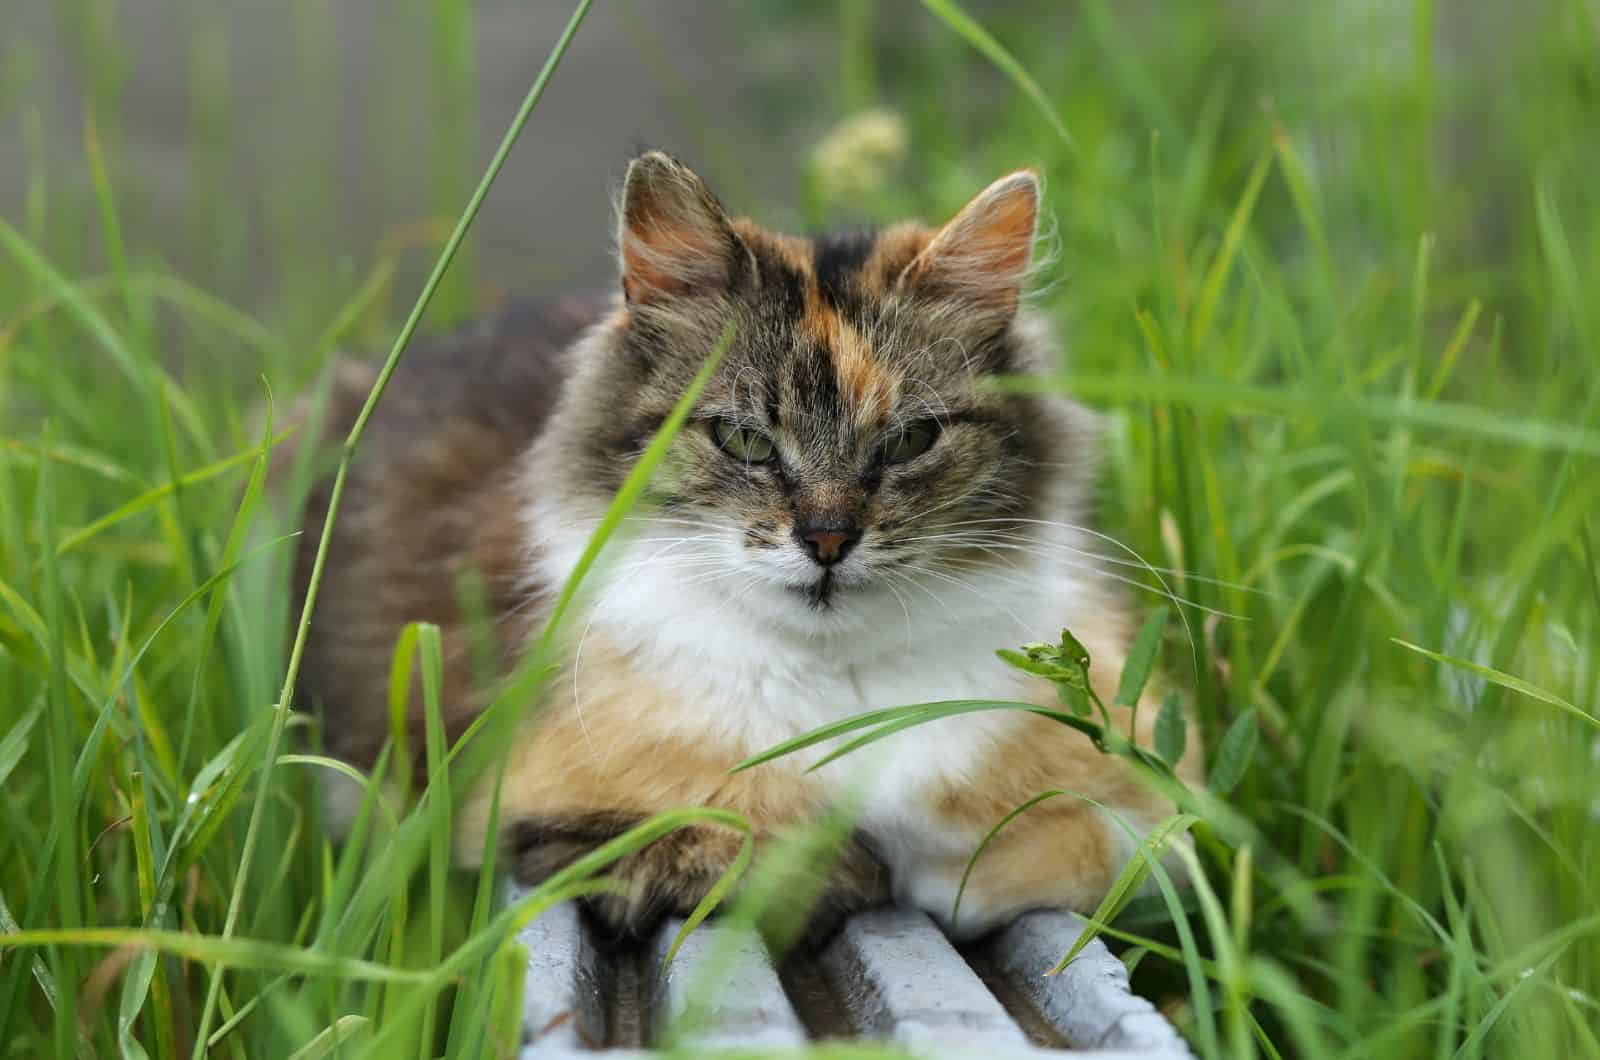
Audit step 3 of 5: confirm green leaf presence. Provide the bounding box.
[737,699,1108,776]
[0,928,433,983]
[951,790,1071,932]
[989,373,1600,459]
[1191,147,1274,348]
[998,632,1093,687]
[0,217,147,394]
[386,622,421,799]
[0,707,40,791]
[178,380,276,774]
[661,824,755,970]
[418,623,451,979]
[1050,813,1200,973]
[0,576,48,649]
[1057,628,1091,670]
[493,940,532,1058]
[116,950,157,1060]
[732,701,969,773]
[276,753,397,833]
[996,647,1074,681]
[54,431,295,556]
[1115,606,1168,707]
[1209,709,1259,795]
[0,888,59,1013]
[1392,638,1599,731]
[918,0,1076,155]
[1154,692,1187,766]
[286,1016,369,1060]
[178,723,270,874]
[1056,679,1092,717]
[806,709,952,772]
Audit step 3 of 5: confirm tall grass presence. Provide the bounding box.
[3,1,1598,1057]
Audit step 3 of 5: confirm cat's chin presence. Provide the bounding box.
[787,570,841,609]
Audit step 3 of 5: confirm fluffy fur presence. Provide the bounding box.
[295,151,1201,943]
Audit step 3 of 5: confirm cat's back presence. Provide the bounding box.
[338,295,601,456]
[294,295,605,768]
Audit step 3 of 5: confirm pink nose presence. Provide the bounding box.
[801,528,859,566]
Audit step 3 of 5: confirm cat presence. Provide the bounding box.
[292,150,1202,944]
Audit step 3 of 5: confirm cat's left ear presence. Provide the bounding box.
[618,151,753,305]
[898,170,1039,323]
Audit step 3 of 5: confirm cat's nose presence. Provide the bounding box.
[797,524,861,566]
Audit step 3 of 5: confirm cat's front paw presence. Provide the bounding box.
[580,825,745,939]
[509,815,744,939]
[510,816,892,947]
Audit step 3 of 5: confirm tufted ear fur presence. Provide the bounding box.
[897,170,1039,325]
[618,151,752,305]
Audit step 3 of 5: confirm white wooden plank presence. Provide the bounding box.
[515,899,604,1055]
[822,907,1030,1048]
[650,917,808,1049]
[988,910,1194,1058]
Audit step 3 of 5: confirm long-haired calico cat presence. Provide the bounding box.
[294,151,1202,942]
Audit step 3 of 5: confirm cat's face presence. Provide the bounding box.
[552,153,1086,631]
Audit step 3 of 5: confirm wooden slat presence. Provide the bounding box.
[516,899,604,1056]
[986,910,1194,1058]
[822,907,1030,1048]
[512,898,1192,1057]
[649,917,808,1049]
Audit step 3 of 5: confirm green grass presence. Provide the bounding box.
[3,1,1599,1057]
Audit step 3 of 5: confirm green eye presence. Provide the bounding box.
[711,419,777,463]
[883,420,941,464]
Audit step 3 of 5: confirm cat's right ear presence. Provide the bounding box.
[618,152,751,305]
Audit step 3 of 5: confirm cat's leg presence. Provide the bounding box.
[510,813,743,937]
[895,799,1140,941]
[901,691,1203,940]
[462,696,889,946]
[507,813,889,945]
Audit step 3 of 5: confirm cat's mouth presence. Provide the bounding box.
[779,562,873,611]
[791,569,841,609]
[802,570,836,608]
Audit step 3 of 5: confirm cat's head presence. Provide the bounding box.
[542,151,1095,634]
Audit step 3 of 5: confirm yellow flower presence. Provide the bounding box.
[808,108,910,205]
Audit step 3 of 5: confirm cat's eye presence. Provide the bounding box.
[711,419,777,464]
[883,420,941,464]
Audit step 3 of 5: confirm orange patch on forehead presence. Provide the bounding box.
[834,316,898,420]
[801,290,898,421]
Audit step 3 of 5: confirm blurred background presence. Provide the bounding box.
[2,2,1597,1057]
[0,2,1559,334]
[4,2,832,302]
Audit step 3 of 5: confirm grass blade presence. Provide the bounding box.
[1049,813,1200,974]
[993,373,1600,458]
[919,0,1076,155]
[1392,639,1598,730]
[951,789,1070,932]
[1115,605,1169,707]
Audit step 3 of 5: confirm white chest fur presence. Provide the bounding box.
[538,509,1096,858]
[522,496,1159,934]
